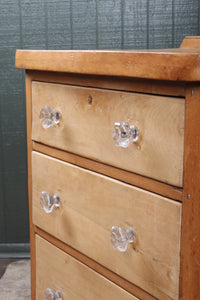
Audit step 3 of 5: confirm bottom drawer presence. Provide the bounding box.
[36,235,138,300]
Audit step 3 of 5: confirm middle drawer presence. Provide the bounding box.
[32,151,181,300]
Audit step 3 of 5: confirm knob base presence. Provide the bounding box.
[110,226,136,252]
[112,122,139,148]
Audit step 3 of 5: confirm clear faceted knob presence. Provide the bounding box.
[39,105,61,129]
[44,288,62,300]
[110,226,136,252]
[40,191,60,213]
[112,122,139,148]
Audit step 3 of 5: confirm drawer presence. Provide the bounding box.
[32,81,185,187]
[32,151,182,300]
[36,235,138,300]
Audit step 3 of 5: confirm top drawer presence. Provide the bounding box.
[32,81,185,187]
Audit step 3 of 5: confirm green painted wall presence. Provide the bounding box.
[0,0,199,254]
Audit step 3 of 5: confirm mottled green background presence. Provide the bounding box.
[0,0,199,256]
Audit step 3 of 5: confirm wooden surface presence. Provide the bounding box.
[33,142,183,202]
[32,151,182,300]
[29,70,185,97]
[36,235,138,300]
[35,226,156,300]
[180,36,200,49]
[16,47,200,81]
[32,81,185,187]
[20,36,200,300]
[180,85,200,300]
[25,73,36,300]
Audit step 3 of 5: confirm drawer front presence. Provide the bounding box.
[36,235,138,300]
[32,81,185,187]
[32,152,182,300]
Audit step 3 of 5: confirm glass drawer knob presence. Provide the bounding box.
[40,191,60,213]
[110,226,136,252]
[44,288,62,300]
[39,105,61,129]
[112,122,139,148]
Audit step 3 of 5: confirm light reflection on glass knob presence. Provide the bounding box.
[40,191,60,213]
[39,105,61,129]
[44,288,62,300]
[110,226,136,252]
[112,122,139,148]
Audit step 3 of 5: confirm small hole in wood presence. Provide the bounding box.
[88,96,92,104]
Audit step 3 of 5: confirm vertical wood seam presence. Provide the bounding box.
[95,0,99,49]
[172,0,175,48]
[121,0,124,49]
[70,0,73,49]
[25,72,36,299]
[18,0,23,49]
[146,0,149,49]
[0,102,6,241]
[198,0,200,35]
[180,84,200,299]
[44,0,48,50]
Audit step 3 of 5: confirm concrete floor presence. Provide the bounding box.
[0,259,31,299]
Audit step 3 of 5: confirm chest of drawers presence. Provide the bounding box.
[16,36,200,300]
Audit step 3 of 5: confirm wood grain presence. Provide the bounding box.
[32,151,182,300]
[149,1,173,49]
[97,0,122,49]
[180,36,200,49]
[29,70,185,97]
[180,85,200,300]
[33,141,183,201]
[123,0,147,49]
[15,48,200,81]
[36,235,139,300]
[35,225,156,300]
[25,72,36,299]
[72,0,97,50]
[20,0,46,49]
[45,1,71,50]
[32,81,185,187]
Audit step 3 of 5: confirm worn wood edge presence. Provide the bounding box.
[30,229,36,300]
[32,142,183,202]
[180,84,200,300]
[28,70,185,97]
[34,225,156,300]
[180,36,200,49]
[182,36,200,40]
[15,48,200,82]
[25,72,36,300]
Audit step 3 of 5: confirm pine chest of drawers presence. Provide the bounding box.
[16,36,200,300]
